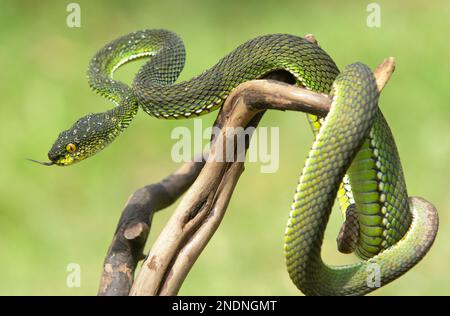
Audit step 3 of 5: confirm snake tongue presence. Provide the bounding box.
[27,158,55,166]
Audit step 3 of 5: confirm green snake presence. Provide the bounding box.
[33,29,438,295]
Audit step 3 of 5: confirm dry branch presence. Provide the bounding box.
[128,58,395,296]
[98,34,396,296]
[97,154,205,295]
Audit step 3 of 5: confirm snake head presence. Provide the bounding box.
[44,112,117,166]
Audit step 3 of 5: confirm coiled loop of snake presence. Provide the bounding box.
[285,63,438,295]
[44,29,438,295]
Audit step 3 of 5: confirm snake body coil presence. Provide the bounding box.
[43,29,438,295]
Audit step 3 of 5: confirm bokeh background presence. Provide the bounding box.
[0,0,449,295]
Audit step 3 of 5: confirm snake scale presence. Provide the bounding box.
[34,29,438,295]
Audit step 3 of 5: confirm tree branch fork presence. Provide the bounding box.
[97,35,396,296]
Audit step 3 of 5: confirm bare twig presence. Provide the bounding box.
[374,57,395,92]
[97,154,205,296]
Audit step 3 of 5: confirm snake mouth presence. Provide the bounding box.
[27,158,55,166]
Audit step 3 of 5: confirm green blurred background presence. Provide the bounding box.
[0,0,449,295]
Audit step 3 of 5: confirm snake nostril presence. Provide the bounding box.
[48,152,58,162]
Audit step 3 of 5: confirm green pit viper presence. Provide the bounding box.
[32,29,438,295]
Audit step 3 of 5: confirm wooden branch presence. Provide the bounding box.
[374,57,395,92]
[99,31,396,296]
[97,153,205,296]
[158,162,244,295]
[126,58,394,295]
[128,57,395,295]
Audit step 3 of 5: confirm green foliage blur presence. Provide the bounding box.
[0,0,449,295]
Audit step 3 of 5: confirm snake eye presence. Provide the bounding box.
[66,143,77,153]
